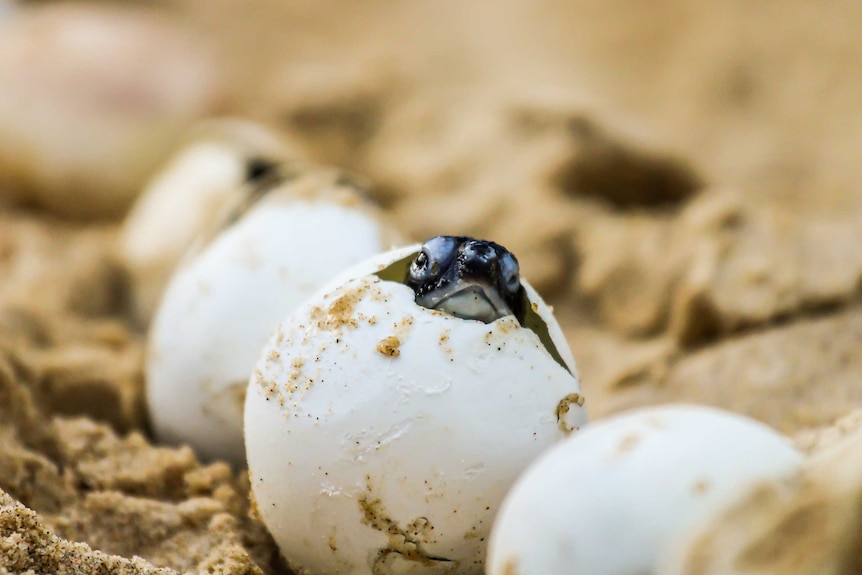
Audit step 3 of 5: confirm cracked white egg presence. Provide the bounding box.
[146,166,403,466]
[119,118,304,326]
[245,237,587,575]
[486,404,804,575]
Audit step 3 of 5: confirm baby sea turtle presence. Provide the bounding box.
[406,235,524,323]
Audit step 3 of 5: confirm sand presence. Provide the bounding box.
[2,1,862,573]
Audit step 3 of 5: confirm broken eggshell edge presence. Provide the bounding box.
[118,118,303,326]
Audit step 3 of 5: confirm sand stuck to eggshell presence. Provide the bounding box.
[4,1,862,574]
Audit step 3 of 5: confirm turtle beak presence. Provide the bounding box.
[418,283,514,323]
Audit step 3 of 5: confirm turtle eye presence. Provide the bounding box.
[499,252,521,295]
[410,251,428,273]
[409,249,436,283]
[410,236,459,282]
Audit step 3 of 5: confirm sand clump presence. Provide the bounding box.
[0,216,281,574]
[2,0,862,573]
[0,342,282,575]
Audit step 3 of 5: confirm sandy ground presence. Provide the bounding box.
[3,1,862,574]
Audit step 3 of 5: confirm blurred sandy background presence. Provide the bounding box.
[3,1,862,573]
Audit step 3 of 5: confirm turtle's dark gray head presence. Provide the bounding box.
[405,236,523,323]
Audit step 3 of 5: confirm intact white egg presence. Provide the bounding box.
[486,404,804,575]
[245,241,586,575]
[146,167,403,466]
[119,118,304,326]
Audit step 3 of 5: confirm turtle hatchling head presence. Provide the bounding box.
[405,235,523,323]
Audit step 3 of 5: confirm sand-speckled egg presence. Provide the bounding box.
[245,238,587,575]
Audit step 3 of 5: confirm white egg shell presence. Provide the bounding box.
[146,174,401,465]
[245,244,586,575]
[119,118,303,326]
[486,404,804,575]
